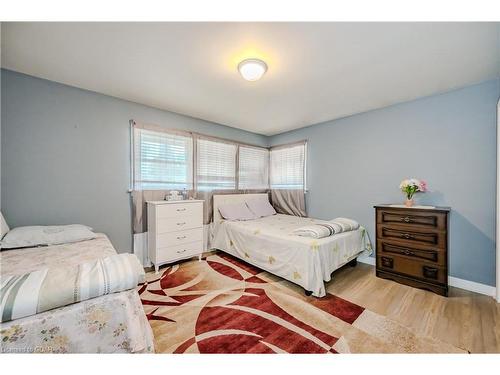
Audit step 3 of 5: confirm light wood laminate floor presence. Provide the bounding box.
[327,263,500,353]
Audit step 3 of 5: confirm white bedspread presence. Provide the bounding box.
[0,234,154,353]
[211,214,372,297]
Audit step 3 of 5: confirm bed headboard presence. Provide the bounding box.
[213,193,269,222]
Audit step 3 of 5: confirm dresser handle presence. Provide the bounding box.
[403,249,414,256]
[381,256,394,269]
[401,216,411,223]
[176,235,187,240]
[401,233,413,239]
[177,222,186,226]
[176,249,187,254]
[176,208,186,212]
[422,266,438,279]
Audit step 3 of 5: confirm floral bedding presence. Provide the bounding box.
[0,234,154,353]
[211,214,372,297]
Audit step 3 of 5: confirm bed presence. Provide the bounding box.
[211,194,372,297]
[0,234,154,353]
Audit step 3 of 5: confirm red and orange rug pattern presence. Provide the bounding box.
[138,252,465,353]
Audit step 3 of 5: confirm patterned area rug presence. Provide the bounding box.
[138,252,465,353]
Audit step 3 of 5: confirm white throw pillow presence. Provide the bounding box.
[218,202,257,221]
[0,224,97,250]
[0,211,9,239]
[246,197,277,218]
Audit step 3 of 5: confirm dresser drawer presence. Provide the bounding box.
[157,241,203,263]
[377,254,446,284]
[377,239,446,266]
[157,215,202,233]
[157,227,203,248]
[156,202,203,219]
[377,209,447,231]
[377,225,446,249]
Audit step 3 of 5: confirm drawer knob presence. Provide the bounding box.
[177,222,186,226]
[177,208,186,212]
[401,216,411,223]
[423,266,438,279]
[402,233,413,239]
[177,235,187,240]
[381,256,393,269]
[403,249,414,256]
[177,249,187,254]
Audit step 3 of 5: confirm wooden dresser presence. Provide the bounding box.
[374,204,450,296]
[147,200,204,273]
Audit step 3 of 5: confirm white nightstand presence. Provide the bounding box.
[147,200,204,273]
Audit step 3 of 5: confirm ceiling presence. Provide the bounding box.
[2,22,499,136]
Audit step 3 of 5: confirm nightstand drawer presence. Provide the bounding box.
[156,202,203,219]
[157,241,203,264]
[377,209,446,231]
[157,227,203,248]
[377,225,446,249]
[377,240,446,266]
[157,215,202,233]
[377,254,447,284]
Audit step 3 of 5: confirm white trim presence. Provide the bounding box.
[356,256,496,297]
[357,256,375,266]
[448,276,496,297]
[496,99,500,302]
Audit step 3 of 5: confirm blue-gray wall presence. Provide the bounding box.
[1,69,268,252]
[270,79,500,286]
[2,68,498,286]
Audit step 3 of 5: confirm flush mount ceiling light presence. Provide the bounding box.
[238,58,268,81]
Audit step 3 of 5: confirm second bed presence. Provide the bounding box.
[211,194,372,297]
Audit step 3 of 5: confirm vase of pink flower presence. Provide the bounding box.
[399,179,427,207]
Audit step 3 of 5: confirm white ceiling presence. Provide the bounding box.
[2,22,499,135]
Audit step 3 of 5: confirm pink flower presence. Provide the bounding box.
[419,180,427,192]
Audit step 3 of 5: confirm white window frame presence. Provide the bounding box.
[238,144,270,190]
[130,120,276,192]
[131,121,194,191]
[195,135,238,191]
[269,140,307,191]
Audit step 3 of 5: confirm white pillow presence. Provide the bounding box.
[0,224,97,250]
[218,202,257,221]
[0,211,9,239]
[246,197,277,218]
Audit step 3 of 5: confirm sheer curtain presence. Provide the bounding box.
[270,141,307,217]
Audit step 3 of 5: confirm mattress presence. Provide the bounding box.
[211,214,372,297]
[0,234,154,353]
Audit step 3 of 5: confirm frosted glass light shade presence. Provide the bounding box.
[238,59,268,81]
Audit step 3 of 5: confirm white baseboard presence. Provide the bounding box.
[448,276,496,297]
[356,256,497,298]
[357,256,375,266]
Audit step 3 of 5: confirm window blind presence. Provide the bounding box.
[133,127,193,190]
[238,146,269,189]
[196,138,237,190]
[270,142,306,190]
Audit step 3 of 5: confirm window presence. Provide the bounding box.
[132,122,301,192]
[133,127,193,190]
[270,142,306,190]
[196,138,237,190]
[238,146,269,189]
